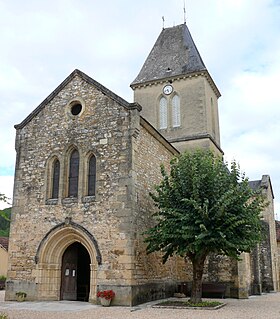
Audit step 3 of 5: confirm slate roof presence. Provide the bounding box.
[0,237,9,251]
[131,23,207,86]
[249,175,274,199]
[248,180,262,191]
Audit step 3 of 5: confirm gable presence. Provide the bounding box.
[15,69,141,130]
[249,175,274,199]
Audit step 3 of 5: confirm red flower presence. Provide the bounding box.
[97,289,115,300]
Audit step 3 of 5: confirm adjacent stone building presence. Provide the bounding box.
[6,23,279,305]
[0,237,9,278]
[275,220,280,285]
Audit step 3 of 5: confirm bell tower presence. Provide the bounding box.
[131,23,223,155]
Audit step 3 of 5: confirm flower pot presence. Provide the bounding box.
[16,295,26,302]
[100,298,111,307]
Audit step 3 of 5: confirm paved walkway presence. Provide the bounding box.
[0,298,99,312]
[1,290,280,319]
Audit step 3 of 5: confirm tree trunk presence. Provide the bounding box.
[190,255,207,303]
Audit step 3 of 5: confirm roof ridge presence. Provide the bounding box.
[15,69,138,130]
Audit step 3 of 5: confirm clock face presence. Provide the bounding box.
[163,84,173,95]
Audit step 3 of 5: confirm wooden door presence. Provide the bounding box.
[61,244,78,300]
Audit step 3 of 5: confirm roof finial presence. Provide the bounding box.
[183,0,186,24]
[162,16,165,29]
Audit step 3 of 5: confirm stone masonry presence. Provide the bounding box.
[6,22,279,306]
[6,70,183,306]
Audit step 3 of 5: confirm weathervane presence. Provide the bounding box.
[162,16,165,29]
[183,0,186,24]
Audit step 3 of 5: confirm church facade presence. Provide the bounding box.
[6,23,279,305]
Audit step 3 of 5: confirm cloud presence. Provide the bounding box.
[0,0,280,220]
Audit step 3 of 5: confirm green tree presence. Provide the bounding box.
[145,150,266,303]
[0,193,11,236]
[0,207,11,237]
[0,193,10,205]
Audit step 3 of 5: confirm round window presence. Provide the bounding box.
[71,103,82,116]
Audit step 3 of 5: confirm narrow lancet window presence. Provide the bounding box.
[172,95,181,127]
[68,149,79,197]
[51,159,60,199]
[159,97,168,129]
[88,155,96,196]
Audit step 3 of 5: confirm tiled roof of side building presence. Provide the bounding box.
[131,23,206,86]
[248,180,262,191]
[0,237,9,251]
[249,175,274,199]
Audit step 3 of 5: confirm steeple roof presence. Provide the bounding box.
[131,23,207,86]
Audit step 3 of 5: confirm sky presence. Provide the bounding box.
[0,0,280,218]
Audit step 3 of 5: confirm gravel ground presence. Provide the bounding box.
[1,290,280,319]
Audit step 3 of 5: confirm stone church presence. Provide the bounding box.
[6,23,279,305]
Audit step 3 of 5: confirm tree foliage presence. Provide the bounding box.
[144,150,266,302]
[0,193,11,237]
[0,207,11,237]
[0,194,10,205]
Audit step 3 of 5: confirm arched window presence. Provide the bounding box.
[68,149,79,197]
[159,97,167,129]
[88,155,96,196]
[172,95,180,127]
[51,159,60,199]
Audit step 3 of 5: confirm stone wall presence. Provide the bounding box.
[7,70,279,305]
[259,222,274,291]
[6,73,141,305]
[133,75,222,156]
[0,246,8,277]
[7,71,194,306]
[276,221,280,287]
[260,176,279,291]
[131,118,183,304]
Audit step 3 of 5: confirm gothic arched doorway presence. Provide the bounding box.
[35,220,102,302]
[61,242,91,301]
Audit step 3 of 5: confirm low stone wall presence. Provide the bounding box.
[5,280,38,301]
